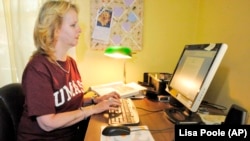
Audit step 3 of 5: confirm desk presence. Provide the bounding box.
[84,98,175,141]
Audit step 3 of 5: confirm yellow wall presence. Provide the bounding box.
[197,0,250,120]
[76,0,250,121]
[76,0,200,87]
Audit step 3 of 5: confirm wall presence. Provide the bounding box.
[76,0,200,88]
[196,0,250,120]
[76,0,250,121]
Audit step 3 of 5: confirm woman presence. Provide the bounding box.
[17,1,120,141]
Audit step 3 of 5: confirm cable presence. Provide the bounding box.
[201,100,227,111]
[136,106,164,112]
[131,127,174,133]
[133,107,174,133]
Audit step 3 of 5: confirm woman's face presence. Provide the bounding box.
[57,9,81,48]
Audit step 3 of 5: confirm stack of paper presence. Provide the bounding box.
[90,81,147,98]
[101,125,155,141]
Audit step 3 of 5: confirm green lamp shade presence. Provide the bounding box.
[104,46,132,59]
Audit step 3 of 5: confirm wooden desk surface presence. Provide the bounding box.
[84,98,175,141]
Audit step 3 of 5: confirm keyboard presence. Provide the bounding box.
[108,98,140,125]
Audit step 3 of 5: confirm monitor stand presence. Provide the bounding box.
[165,107,202,125]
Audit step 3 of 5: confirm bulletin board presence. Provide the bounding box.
[90,0,144,51]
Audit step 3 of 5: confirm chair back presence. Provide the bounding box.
[0,83,25,141]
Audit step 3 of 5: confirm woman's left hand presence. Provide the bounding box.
[95,92,120,103]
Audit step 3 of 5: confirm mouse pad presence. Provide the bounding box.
[101,125,155,141]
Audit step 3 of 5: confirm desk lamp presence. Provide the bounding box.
[104,46,132,84]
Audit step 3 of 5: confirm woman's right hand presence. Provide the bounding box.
[92,97,121,114]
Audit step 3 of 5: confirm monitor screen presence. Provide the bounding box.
[165,43,227,124]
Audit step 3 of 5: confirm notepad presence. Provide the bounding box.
[90,81,147,98]
[100,125,155,141]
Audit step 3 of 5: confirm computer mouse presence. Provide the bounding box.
[102,125,131,136]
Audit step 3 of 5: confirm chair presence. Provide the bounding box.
[0,83,25,141]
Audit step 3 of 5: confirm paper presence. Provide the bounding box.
[101,125,155,141]
[90,81,147,98]
[199,113,226,125]
[92,7,113,43]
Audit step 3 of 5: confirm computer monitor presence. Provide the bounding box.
[165,43,228,124]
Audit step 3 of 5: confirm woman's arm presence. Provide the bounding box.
[36,105,94,132]
[36,95,121,132]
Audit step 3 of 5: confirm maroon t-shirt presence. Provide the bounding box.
[17,54,85,141]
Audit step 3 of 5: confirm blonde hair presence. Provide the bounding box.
[32,0,78,62]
